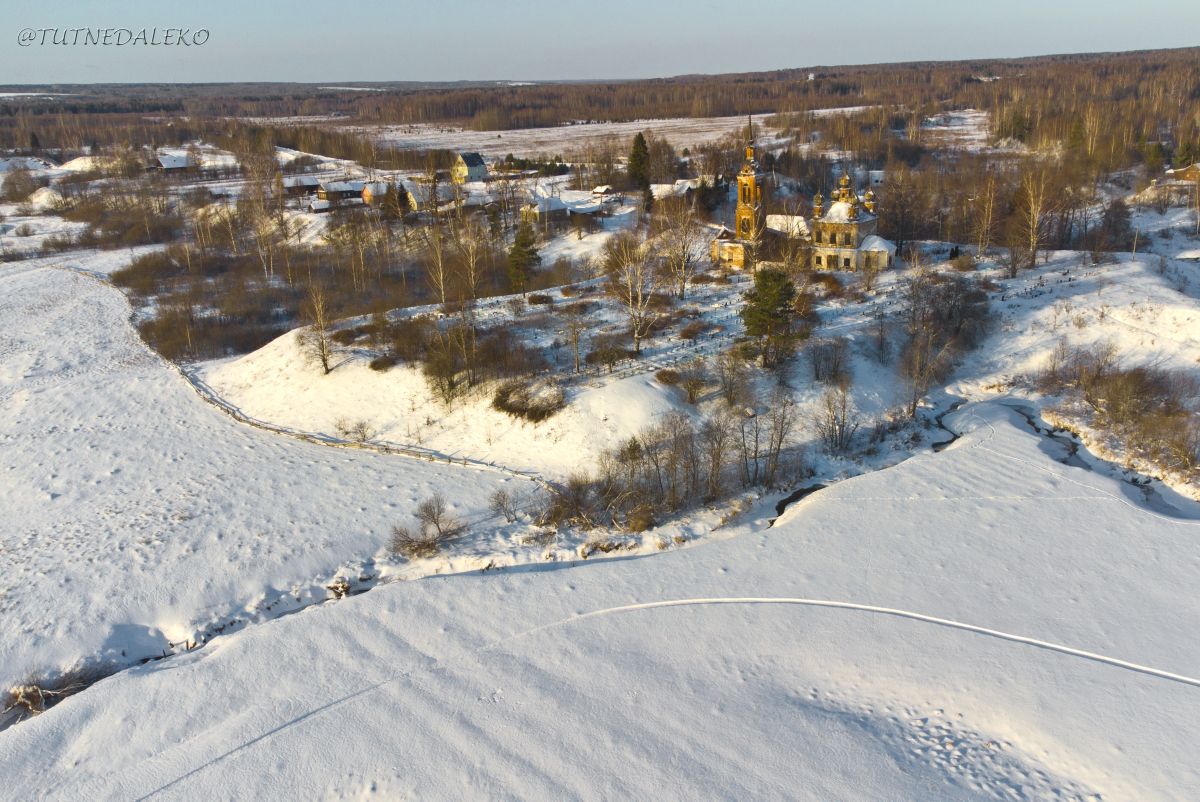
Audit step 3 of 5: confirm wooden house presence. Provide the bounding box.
[451,152,488,184]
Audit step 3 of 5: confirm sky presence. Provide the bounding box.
[1,0,1198,84]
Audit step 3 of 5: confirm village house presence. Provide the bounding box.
[361,181,392,206]
[154,153,194,172]
[451,152,488,184]
[403,179,456,212]
[282,175,322,196]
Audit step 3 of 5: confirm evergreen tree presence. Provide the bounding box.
[628,132,650,191]
[740,267,797,366]
[508,221,540,295]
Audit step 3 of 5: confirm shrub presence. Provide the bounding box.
[332,329,358,346]
[493,379,566,422]
[679,320,707,340]
[3,662,116,726]
[527,293,554,305]
[389,493,466,559]
[334,417,377,443]
[812,272,845,298]
[13,223,34,237]
[490,488,519,522]
[586,333,635,372]
[952,253,977,272]
[655,368,680,385]
[625,504,655,532]
[369,354,399,371]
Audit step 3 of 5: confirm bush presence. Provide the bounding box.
[812,273,845,298]
[334,417,377,443]
[493,379,566,422]
[389,493,466,559]
[679,320,707,340]
[332,329,358,346]
[655,368,680,385]
[369,354,399,371]
[3,662,116,727]
[952,253,977,272]
[13,223,34,237]
[586,333,635,372]
[490,488,519,522]
[527,293,554,305]
[1038,341,1200,476]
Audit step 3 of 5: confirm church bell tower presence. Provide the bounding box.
[735,120,764,241]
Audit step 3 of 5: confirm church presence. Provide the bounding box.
[711,139,897,272]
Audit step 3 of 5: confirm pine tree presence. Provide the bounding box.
[628,132,650,191]
[739,267,797,366]
[508,221,540,295]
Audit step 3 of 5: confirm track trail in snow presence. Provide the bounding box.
[132,591,1200,800]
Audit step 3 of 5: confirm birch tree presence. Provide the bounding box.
[604,233,662,355]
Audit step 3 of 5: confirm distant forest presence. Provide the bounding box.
[2,47,1199,167]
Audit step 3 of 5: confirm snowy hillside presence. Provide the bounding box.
[0,259,524,684]
[200,328,693,477]
[2,401,1197,800]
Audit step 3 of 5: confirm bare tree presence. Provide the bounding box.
[419,221,451,308]
[763,386,797,485]
[655,195,702,298]
[490,488,519,522]
[812,385,860,454]
[301,285,334,375]
[974,172,997,255]
[680,357,707,404]
[604,232,662,355]
[564,304,588,374]
[1018,167,1055,268]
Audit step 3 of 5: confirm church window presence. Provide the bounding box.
[843,257,851,268]
[815,255,822,266]
[816,231,823,243]
[842,232,851,246]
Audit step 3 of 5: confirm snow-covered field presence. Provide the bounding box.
[2,399,1198,800]
[360,108,850,159]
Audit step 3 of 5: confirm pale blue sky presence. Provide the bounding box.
[2,0,1198,84]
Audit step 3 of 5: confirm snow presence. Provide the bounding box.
[199,330,690,478]
[58,155,102,172]
[3,157,1200,798]
[0,155,56,173]
[26,185,62,210]
[765,213,809,238]
[2,400,1198,799]
[0,258,519,683]
[859,234,896,253]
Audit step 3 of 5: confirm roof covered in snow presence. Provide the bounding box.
[319,180,366,193]
[155,153,192,170]
[821,200,876,224]
[0,155,56,172]
[859,234,896,253]
[765,214,809,238]
[282,175,322,188]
